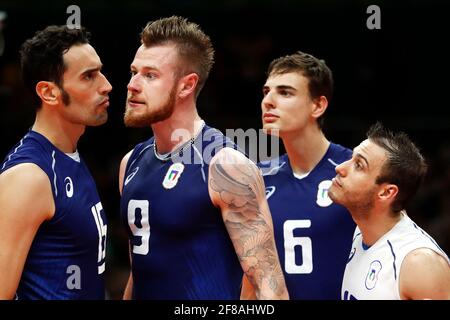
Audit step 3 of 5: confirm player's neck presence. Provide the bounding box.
[32,108,84,153]
[151,104,202,154]
[282,126,329,176]
[355,208,402,247]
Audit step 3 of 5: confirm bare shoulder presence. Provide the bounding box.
[120,150,134,171]
[400,248,450,299]
[210,147,253,164]
[208,147,263,207]
[1,163,51,190]
[0,163,54,221]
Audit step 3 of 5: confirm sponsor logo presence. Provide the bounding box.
[125,167,139,186]
[265,186,276,199]
[64,177,74,198]
[347,247,356,263]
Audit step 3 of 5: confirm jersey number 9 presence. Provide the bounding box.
[128,199,150,255]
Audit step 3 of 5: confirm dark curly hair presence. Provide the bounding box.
[20,25,91,108]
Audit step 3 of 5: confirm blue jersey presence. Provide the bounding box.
[1,130,107,300]
[120,124,243,299]
[259,143,355,300]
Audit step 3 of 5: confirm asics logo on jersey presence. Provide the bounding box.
[347,247,356,263]
[125,167,139,186]
[64,177,74,198]
[265,186,276,199]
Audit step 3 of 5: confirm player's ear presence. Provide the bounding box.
[378,183,398,204]
[311,96,328,119]
[178,73,199,99]
[36,81,60,106]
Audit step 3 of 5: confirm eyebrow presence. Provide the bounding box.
[263,85,297,91]
[130,65,160,72]
[81,65,102,75]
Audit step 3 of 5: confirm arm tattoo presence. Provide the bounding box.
[210,152,287,299]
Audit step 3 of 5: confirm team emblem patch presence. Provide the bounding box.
[162,163,185,189]
[316,180,333,207]
[365,260,382,290]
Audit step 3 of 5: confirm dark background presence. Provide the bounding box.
[1,0,449,299]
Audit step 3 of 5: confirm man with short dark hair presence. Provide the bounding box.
[242,51,355,300]
[0,25,112,299]
[328,122,450,300]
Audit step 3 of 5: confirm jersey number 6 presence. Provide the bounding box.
[283,219,313,274]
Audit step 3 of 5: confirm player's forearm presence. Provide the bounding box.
[0,282,18,300]
[240,275,257,300]
[0,259,21,299]
[209,155,289,300]
[122,273,133,300]
[230,221,288,300]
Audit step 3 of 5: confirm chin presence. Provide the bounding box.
[84,112,108,126]
[327,189,339,204]
[263,126,280,136]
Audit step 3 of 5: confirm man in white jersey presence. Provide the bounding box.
[328,122,450,300]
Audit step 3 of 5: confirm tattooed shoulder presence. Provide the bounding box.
[208,147,264,210]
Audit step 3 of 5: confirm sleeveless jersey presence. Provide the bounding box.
[1,130,107,299]
[120,123,243,299]
[259,143,355,299]
[342,212,449,300]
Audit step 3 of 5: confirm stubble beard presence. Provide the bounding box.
[62,89,109,127]
[124,85,177,127]
[330,185,376,216]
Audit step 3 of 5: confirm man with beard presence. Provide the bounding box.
[119,16,288,300]
[0,25,111,299]
[328,122,450,300]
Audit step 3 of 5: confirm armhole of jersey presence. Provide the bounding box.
[4,160,54,196]
[124,143,146,174]
[396,244,448,300]
[2,160,57,223]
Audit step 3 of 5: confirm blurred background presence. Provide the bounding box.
[1,0,449,299]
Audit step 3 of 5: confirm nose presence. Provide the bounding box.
[335,160,349,177]
[262,91,275,110]
[99,72,112,95]
[127,74,142,94]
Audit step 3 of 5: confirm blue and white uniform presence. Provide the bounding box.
[342,212,449,300]
[259,143,355,299]
[120,123,243,299]
[1,130,107,300]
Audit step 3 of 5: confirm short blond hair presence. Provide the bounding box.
[141,16,214,97]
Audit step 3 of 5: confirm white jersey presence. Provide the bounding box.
[341,212,449,300]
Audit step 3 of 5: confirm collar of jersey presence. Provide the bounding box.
[153,120,205,162]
